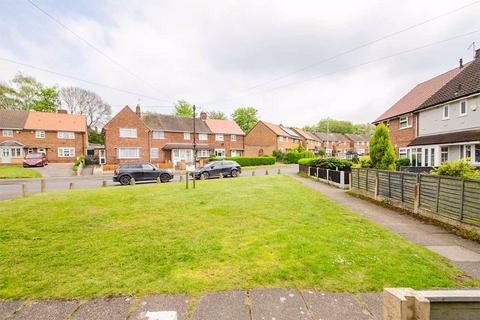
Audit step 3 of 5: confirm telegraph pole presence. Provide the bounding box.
[192,105,197,189]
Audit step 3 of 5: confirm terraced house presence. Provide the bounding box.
[244,121,302,156]
[291,127,322,152]
[0,109,87,164]
[103,105,244,168]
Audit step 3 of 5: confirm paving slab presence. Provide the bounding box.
[359,293,383,320]
[401,232,453,246]
[130,295,188,320]
[250,288,309,320]
[192,290,249,320]
[11,300,79,320]
[426,245,480,262]
[453,262,480,280]
[0,300,24,320]
[71,296,134,320]
[302,291,372,320]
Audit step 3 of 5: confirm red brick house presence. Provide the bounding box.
[344,133,370,155]
[103,105,245,167]
[291,127,321,152]
[244,121,302,156]
[0,109,87,164]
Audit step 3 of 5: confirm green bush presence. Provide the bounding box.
[369,123,396,170]
[432,159,480,179]
[224,156,275,167]
[297,157,352,170]
[298,158,317,166]
[72,156,86,172]
[317,149,326,157]
[272,149,284,161]
[360,156,372,168]
[283,150,314,164]
[396,158,411,167]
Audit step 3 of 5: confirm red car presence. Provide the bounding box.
[23,153,48,167]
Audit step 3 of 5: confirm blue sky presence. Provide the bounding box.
[1,0,479,126]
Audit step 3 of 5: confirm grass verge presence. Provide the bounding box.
[0,165,42,179]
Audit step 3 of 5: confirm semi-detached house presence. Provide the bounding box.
[0,109,87,164]
[244,121,302,156]
[103,105,245,168]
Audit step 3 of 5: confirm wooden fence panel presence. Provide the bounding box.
[419,175,439,212]
[403,173,417,205]
[367,169,376,193]
[463,180,480,225]
[389,172,403,201]
[378,171,390,197]
[437,177,463,221]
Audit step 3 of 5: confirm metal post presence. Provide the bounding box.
[192,105,196,189]
[40,179,46,192]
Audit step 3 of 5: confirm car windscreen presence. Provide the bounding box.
[26,153,43,159]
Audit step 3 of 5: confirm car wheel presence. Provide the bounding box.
[201,172,209,180]
[119,175,131,185]
[160,173,170,183]
[231,169,239,177]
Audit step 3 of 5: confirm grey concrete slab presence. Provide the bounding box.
[0,300,24,320]
[302,291,372,320]
[71,296,134,320]
[359,293,383,320]
[250,288,309,320]
[426,245,480,262]
[401,232,453,246]
[192,290,249,320]
[130,295,188,320]
[454,262,480,280]
[11,300,79,320]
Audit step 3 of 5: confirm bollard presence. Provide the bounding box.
[252,170,255,176]
[200,173,206,181]
[265,170,269,175]
[102,180,107,187]
[185,172,188,189]
[219,172,223,179]
[277,168,281,174]
[130,178,135,186]
[179,175,183,182]
[21,183,27,197]
[157,176,161,184]
[40,179,46,192]
[69,182,74,190]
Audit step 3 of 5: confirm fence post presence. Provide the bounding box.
[414,174,420,214]
[374,171,379,200]
[179,175,184,182]
[400,172,404,203]
[69,182,74,190]
[21,183,27,197]
[340,171,345,188]
[366,169,369,191]
[316,167,319,178]
[326,169,330,184]
[459,178,465,221]
[157,177,161,184]
[388,171,392,198]
[40,179,46,192]
[349,172,352,191]
[435,176,441,213]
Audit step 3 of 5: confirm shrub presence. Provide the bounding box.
[272,149,284,161]
[298,157,352,170]
[395,158,411,167]
[72,156,86,172]
[369,123,396,170]
[432,159,480,179]
[224,156,275,166]
[360,156,372,168]
[283,150,314,164]
[298,158,317,166]
[317,149,326,157]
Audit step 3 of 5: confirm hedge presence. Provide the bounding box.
[283,150,314,164]
[298,157,352,169]
[223,156,276,167]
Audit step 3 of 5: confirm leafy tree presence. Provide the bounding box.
[59,87,111,129]
[369,123,396,170]
[88,129,104,145]
[207,110,227,120]
[232,107,258,133]
[315,118,354,134]
[30,87,59,112]
[353,123,375,136]
[173,100,193,117]
[302,125,315,132]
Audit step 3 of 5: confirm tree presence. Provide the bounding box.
[315,118,354,134]
[369,123,396,170]
[88,129,104,145]
[30,87,59,112]
[58,87,111,129]
[207,110,227,120]
[173,100,193,117]
[353,123,375,136]
[232,107,258,133]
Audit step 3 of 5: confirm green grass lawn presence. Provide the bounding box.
[0,175,474,299]
[0,165,42,179]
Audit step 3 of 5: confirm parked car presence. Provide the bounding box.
[23,152,48,167]
[193,160,241,180]
[113,163,174,185]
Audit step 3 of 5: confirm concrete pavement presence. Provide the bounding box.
[0,289,382,320]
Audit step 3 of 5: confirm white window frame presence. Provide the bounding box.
[198,133,208,141]
[57,131,75,139]
[2,129,13,137]
[150,147,159,159]
[183,132,190,140]
[442,105,450,120]
[231,150,241,157]
[230,134,237,142]
[215,134,224,141]
[279,136,287,142]
[399,148,409,159]
[35,130,45,139]
[197,149,210,158]
[214,148,225,158]
[152,131,165,139]
[441,146,448,163]
[459,100,467,116]
[119,128,137,138]
[399,116,410,129]
[117,147,140,159]
[58,147,75,157]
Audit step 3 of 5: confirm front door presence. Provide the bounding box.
[1,148,11,164]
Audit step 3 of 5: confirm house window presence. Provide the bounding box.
[442,105,449,119]
[2,129,13,137]
[279,136,287,142]
[231,134,237,141]
[119,128,137,138]
[399,148,409,159]
[35,130,45,139]
[150,148,159,159]
[198,133,208,141]
[231,150,242,157]
[183,132,190,140]
[214,149,225,157]
[475,144,480,163]
[441,147,448,163]
[57,131,75,139]
[399,116,409,129]
[430,148,435,166]
[153,131,164,139]
[197,149,210,157]
[118,147,140,159]
[411,148,422,167]
[461,145,472,159]
[215,134,224,141]
[459,100,467,116]
[424,149,429,167]
[58,147,75,157]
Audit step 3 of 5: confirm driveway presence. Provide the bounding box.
[32,163,75,178]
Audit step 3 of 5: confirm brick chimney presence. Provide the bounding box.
[476,48,480,59]
[135,104,141,117]
[200,111,207,121]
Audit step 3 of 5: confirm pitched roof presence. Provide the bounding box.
[281,127,302,139]
[374,66,463,122]
[24,111,87,132]
[344,133,370,142]
[205,119,245,135]
[408,129,480,146]
[142,113,211,133]
[313,132,349,142]
[292,128,319,141]
[418,57,480,110]
[261,121,289,136]
[0,110,29,129]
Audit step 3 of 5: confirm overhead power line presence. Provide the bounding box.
[0,56,171,102]
[25,0,173,101]
[204,0,480,105]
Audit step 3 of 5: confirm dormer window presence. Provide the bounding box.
[459,100,467,116]
[443,105,449,120]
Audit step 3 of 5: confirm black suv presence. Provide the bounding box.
[113,163,174,185]
[193,160,241,180]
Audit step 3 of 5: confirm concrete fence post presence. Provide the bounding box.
[349,172,352,191]
[316,167,319,178]
[21,183,27,197]
[326,169,330,184]
[374,172,379,201]
[40,179,46,193]
[414,181,420,214]
[340,171,345,188]
[102,180,107,187]
[69,182,74,190]
[130,178,135,186]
